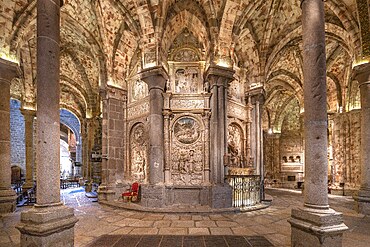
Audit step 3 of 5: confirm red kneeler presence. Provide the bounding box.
[122,182,140,202]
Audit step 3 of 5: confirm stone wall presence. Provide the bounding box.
[332,110,361,195]
[10,99,25,172]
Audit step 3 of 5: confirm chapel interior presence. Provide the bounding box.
[0,0,370,246]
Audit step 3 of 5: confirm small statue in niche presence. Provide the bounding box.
[166,79,171,92]
[203,81,209,93]
[282,156,288,163]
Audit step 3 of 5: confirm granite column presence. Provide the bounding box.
[0,58,18,214]
[140,66,168,185]
[289,1,347,246]
[353,62,370,214]
[16,1,78,246]
[21,108,36,191]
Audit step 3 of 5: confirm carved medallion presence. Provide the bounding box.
[174,117,200,144]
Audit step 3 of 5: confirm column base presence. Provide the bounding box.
[354,188,370,215]
[0,188,17,214]
[97,185,116,201]
[288,207,348,247]
[22,181,35,191]
[16,202,78,247]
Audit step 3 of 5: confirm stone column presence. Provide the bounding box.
[205,65,234,208]
[98,86,126,201]
[289,1,347,246]
[163,108,172,184]
[205,65,234,183]
[353,62,370,214]
[139,66,168,185]
[0,58,18,214]
[16,1,78,246]
[21,108,36,191]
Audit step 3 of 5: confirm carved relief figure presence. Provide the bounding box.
[171,116,204,185]
[132,80,148,101]
[174,68,199,93]
[130,123,147,182]
[228,124,243,167]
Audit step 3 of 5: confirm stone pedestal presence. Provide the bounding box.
[139,66,168,185]
[21,108,36,190]
[205,65,234,184]
[17,0,77,245]
[289,0,347,246]
[0,58,19,214]
[353,62,370,214]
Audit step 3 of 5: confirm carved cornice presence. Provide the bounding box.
[205,65,234,87]
[353,62,370,83]
[139,66,169,91]
[0,58,21,83]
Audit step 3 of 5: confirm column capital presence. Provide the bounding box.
[246,87,265,105]
[100,85,127,101]
[0,58,21,83]
[353,62,370,84]
[205,65,234,88]
[139,66,169,91]
[20,108,36,118]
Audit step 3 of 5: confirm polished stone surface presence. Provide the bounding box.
[1,188,370,247]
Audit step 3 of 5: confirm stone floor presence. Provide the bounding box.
[0,188,369,247]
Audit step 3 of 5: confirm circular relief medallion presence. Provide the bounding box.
[174,117,200,144]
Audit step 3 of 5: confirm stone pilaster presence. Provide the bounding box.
[139,66,168,185]
[0,58,19,214]
[205,65,234,184]
[289,1,347,246]
[20,108,36,190]
[353,62,370,214]
[16,1,78,246]
[98,86,126,201]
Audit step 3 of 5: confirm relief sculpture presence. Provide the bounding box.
[228,124,243,167]
[131,80,148,101]
[175,68,199,93]
[171,117,204,185]
[130,123,147,182]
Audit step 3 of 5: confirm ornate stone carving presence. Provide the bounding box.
[131,79,148,101]
[130,123,147,182]
[227,124,243,168]
[171,99,204,109]
[174,67,200,93]
[173,49,199,62]
[174,117,200,144]
[170,116,204,185]
[228,101,247,119]
[127,101,149,119]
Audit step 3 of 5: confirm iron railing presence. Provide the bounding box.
[227,175,261,208]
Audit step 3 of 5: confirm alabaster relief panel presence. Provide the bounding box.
[174,67,200,93]
[227,123,243,168]
[130,123,147,182]
[171,99,204,109]
[228,79,243,102]
[170,116,204,185]
[127,101,149,119]
[131,79,148,102]
[228,101,247,120]
[173,49,199,62]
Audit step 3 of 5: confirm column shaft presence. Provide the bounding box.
[301,0,329,209]
[21,109,36,190]
[0,59,18,213]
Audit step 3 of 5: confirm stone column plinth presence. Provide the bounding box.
[353,62,370,214]
[0,58,19,214]
[16,1,78,246]
[289,1,347,246]
[21,108,36,191]
[140,66,168,185]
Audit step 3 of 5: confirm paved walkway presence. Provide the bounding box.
[1,188,369,247]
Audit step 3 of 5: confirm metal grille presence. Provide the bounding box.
[227,175,261,208]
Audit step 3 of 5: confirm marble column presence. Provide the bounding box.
[0,58,18,214]
[353,62,370,214]
[205,65,234,208]
[289,1,347,246]
[16,1,78,246]
[20,108,36,191]
[139,66,168,185]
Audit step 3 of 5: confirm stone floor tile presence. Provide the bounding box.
[130,228,159,235]
[180,215,192,220]
[109,227,134,235]
[153,220,172,228]
[216,220,239,227]
[171,220,194,228]
[209,227,233,235]
[163,215,180,220]
[195,220,217,228]
[129,220,154,228]
[188,227,210,235]
[204,235,228,247]
[113,218,140,227]
[191,215,204,221]
[231,227,257,235]
[251,224,278,235]
[158,227,187,235]
[160,236,183,247]
[265,233,290,247]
